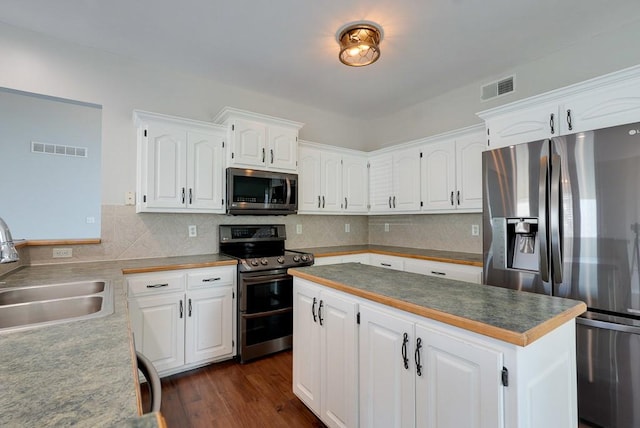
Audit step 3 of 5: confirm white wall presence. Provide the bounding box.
[364,20,640,149]
[0,23,367,207]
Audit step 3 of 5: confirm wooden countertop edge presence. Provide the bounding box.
[314,248,483,267]
[156,412,168,428]
[24,238,102,246]
[122,259,237,275]
[290,270,586,347]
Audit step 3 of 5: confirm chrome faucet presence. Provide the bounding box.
[0,216,19,263]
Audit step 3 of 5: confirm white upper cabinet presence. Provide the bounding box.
[420,127,484,212]
[298,142,368,214]
[135,110,225,213]
[342,153,369,213]
[420,140,456,211]
[479,65,640,149]
[214,107,303,173]
[369,147,421,214]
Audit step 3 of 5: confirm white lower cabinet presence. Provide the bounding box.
[127,265,236,377]
[293,279,359,428]
[313,253,371,266]
[416,324,503,428]
[294,276,579,428]
[403,258,482,284]
[359,303,416,428]
[367,254,405,271]
[359,303,503,428]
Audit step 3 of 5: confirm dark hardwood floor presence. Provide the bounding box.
[146,351,326,428]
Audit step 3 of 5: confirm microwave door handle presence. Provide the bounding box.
[286,177,291,205]
[539,153,550,283]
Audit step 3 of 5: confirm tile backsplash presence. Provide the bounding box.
[25,206,482,265]
[27,205,369,264]
[369,213,482,254]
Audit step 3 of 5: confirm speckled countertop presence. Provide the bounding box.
[290,263,586,347]
[292,245,483,266]
[0,254,234,427]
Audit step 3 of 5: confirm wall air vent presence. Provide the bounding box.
[31,141,88,158]
[481,75,515,101]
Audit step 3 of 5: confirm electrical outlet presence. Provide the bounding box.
[86,216,95,224]
[296,224,302,234]
[384,223,390,232]
[53,248,72,258]
[471,224,480,236]
[125,191,136,206]
[345,223,350,233]
[188,225,197,237]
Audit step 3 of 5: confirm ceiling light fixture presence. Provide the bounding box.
[337,22,383,67]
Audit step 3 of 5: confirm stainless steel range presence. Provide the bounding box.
[219,224,313,363]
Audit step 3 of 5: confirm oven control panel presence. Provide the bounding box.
[238,253,314,272]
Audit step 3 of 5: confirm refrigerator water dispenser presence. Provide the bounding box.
[491,218,539,272]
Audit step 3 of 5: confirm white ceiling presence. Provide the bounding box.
[2,0,640,119]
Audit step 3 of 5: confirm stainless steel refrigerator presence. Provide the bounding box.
[483,121,640,428]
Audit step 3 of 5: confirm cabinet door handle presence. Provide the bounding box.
[202,277,221,282]
[389,196,392,208]
[456,190,460,206]
[322,196,325,208]
[270,149,274,164]
[188,298,192,317]
[189,188,193,204]
[550,113,555,134]
[415,337,423,377]
[431,271,446,276]
[181,187,186,204]
[312,297,318,322]
[381,263,392,267]
[344,197,348,210]
[179,299,183,319]
[402,332,409,370]
[450,191,454,206]
[146,283,169,288]
[318,300,324,326]
[318,196,321,208]
[567,109,573,131]
[393,196,396,208]
[262,147,266,163]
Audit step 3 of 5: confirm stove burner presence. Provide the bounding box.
[219,224,313,272]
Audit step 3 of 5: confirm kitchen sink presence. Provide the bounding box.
[0,281,106,305]
[0,280,114,332]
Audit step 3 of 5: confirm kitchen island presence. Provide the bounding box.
[289,263,586,428]
[0,254,235,427]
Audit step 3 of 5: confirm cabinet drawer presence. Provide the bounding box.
[404,259,482,284]
[187,266,235,290]
[127,271,186,296]
[368,254,404,271]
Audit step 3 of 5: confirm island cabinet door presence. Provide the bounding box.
[319,288,358,428]
[359,304,416,428]
[415,323,504,428]
[293,280,322,415]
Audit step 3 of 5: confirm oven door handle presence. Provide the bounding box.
[241,307,293,319]
[241,273,292,285]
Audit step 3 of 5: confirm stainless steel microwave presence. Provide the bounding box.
[226,168,298,215]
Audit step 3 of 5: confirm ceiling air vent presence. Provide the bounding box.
[481,75,515,101]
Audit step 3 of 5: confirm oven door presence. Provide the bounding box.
[239,271,293,313]
[240,309,293,362]
[238,270,294,362]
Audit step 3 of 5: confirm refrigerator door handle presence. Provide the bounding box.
[538,154,550,282]
[550,154,563,283]
[577,316,640,335]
